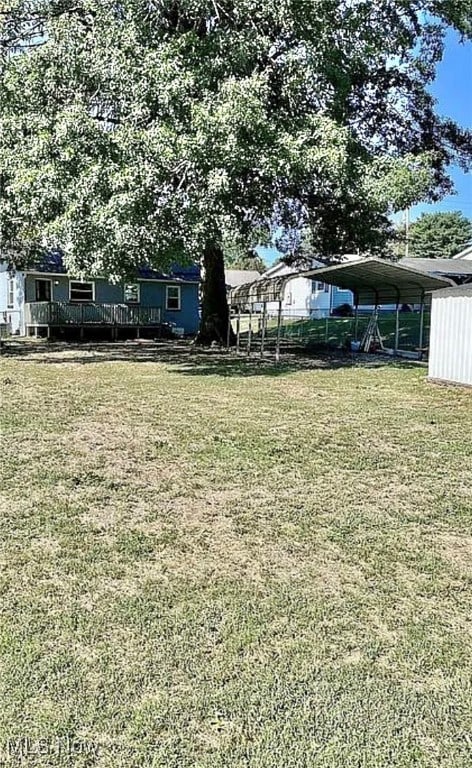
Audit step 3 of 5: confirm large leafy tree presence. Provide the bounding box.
[406,211,472,259]
[1,1,472,342]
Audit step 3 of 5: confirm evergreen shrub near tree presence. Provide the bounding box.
[1,1,472,342]
[407,211,472,259]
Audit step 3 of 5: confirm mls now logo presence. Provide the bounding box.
[5,736,99,759]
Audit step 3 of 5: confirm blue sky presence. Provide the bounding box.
[259,30,472,265]
[411,29,472,221]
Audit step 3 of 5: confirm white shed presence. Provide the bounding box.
[428,286,472,387]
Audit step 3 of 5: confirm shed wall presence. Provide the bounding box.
[428,295,472,386]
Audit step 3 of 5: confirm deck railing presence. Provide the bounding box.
[25,302,162,326]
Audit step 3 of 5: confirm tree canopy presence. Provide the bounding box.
[1,1,472,339]
[223,239,266,273]
[405,211,472,259]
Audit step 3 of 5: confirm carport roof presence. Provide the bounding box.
[229,273,297,306]
[303,257,453,305]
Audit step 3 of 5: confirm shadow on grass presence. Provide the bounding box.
[1,339,425,378]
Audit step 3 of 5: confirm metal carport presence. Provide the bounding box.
[302,258,453,305]
[228,258,453,360]
[301,258,453,358]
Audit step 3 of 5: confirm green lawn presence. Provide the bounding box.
[1,342,471,767]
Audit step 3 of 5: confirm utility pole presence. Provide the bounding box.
[405,208,410,258]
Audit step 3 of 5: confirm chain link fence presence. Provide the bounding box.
[231,310,431,356]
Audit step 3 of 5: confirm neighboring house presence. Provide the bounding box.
[400,257,472,285]
[259,259,355,318]
[225,269,262,289]
[0,251,200,338]
[452,243,472,260]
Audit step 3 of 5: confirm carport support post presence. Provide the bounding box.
[418,293,425,360]
[260,302,267,358]
[275,299,282,363]
[354,295,359,341]
[394,301,400,356]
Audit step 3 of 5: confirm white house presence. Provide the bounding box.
[260,258,356,318]
[452,243,472,260]
[0,261,25,335]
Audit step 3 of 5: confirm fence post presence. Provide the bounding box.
[418,294,425,360]
[226,310,232,350]
[236,309,241,354]
[260,302,267,358]
[247,308,252,356]
[275,300,282,363]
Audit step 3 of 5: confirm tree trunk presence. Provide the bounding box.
[195,241,236,346]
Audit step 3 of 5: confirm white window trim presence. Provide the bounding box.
[69,280,95,302]
[7,277,15,308]
[35,278,52,302]
[166,285,181,311]
[123,283,140,303]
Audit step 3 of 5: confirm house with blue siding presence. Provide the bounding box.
[0,252,200,339]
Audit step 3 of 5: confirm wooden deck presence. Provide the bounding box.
[25,302,162,338]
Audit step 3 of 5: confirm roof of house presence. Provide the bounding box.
[224,269,262,288]
[400,257,472,278]
[24,250,200,282]
[452,243,472,260]
[260,257,325,280]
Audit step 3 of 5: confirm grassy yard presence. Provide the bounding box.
[1,342,471,767]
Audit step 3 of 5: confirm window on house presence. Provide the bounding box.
[35,279,51,302]
[7,278,15,308]
[166,285,181,310]
[69,281,94,302]
[124,283,140,303]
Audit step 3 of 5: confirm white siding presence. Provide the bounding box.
[429,294,472,386]
[0,265,25,335]
[452,244,472,260]
[265,276,333,318]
